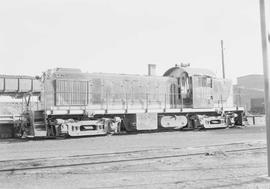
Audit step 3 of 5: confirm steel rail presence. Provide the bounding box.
[0,141,260,163]
[0,146,266,173]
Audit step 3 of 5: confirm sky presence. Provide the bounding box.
[0,0,269,83]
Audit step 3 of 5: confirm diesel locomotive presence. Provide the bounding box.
[17,64,244,138]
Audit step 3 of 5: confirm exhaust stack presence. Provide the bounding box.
[148,64,156,76]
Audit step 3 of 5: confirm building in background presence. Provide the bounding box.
[233,74,264,114]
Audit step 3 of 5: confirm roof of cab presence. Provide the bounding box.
[163,66,216,77]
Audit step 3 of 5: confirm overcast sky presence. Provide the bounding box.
[0,0,268,83]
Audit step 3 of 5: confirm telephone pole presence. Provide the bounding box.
[259,0,270,176]
[221,40,225,79]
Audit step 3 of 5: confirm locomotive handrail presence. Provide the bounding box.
[51,90,183,112]
[50,89,232,113]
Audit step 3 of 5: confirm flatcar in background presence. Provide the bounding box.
[16,65,244,138]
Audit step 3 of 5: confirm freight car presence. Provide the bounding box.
[17,65,244,138]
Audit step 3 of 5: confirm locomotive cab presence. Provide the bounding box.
[164,65,215,109]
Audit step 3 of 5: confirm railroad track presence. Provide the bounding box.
[0,143,266,173]
[74,173,266,189]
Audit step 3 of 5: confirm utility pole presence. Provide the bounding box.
[221,40,225,79]
[259,0,270,176]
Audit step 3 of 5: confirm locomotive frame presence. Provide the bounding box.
[17,65,245,138]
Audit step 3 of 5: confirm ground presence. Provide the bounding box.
[0,121,270,189]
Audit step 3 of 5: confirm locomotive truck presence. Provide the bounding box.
[16,64,244,138]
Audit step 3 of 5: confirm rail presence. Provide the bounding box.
[0,144,265,173]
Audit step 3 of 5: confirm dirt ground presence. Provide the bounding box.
[0,124,270,189]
